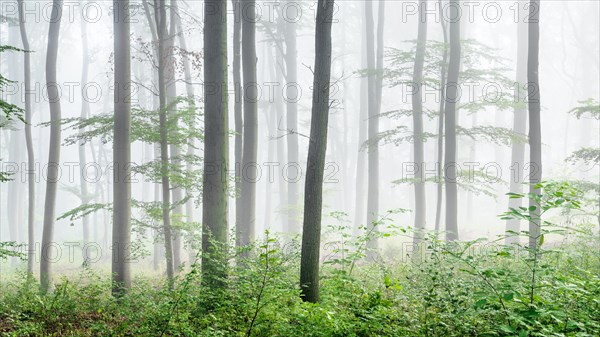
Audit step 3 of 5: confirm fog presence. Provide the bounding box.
[0,0,598,274]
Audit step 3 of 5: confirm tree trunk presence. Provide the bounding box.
[506,1,528,245]
[285,0,300,234]
[412,0,427,244]
[354,9,368,235]
[365,0,384,251]
[238,0,258,248]
[40,0,63,293]
[434,0,448,232]
[80,2,91,263]
[112,0,132,296]
[527,0,542,251]
[17,0,35,276]
[299,0,334,304]
[232,0,243,243]
[444,0,461,241]
[155,0,175,285]
[202,0,229,288]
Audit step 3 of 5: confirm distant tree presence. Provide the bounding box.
[444,0,461,241]
[40,0,63,293]
[300,0,334,303]
[527,0,542,252]
[17,0,35,275]
[412,0,427,244]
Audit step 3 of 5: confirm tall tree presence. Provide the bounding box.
[506,1,528,245]
[202,0,229,287]
[80,0,91,263]
[155,0,175,284]
[434,0,448,231]
[238,0,258,247]
[299,0,334,304]
[444,0,461,241]
[354,5,368,235]
[231,0,244,242]
[112,0,132,296]
[365,0,384,250]
[17,0,35,275]
[40,0,63,293]
[527,0,542,251]
[412,0,428,244]
[285,0,300,233]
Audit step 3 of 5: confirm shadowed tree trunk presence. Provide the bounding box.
[527,0,542,251]
[40,0,63,293]
[202,0,229,287]
[444,0,461,241]
[506,1,528,245]
[17,0,35,276]
[412,0,427,244]
[112,0,132,296]
[299,0,334,304]
[238,0,258,248]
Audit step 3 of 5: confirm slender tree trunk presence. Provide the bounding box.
[365,0,384,251]
[506,1,528,245]
[444,0,461,241]
[285,0,300,233]
[112,0,132,296]
[202,0,229,287]
[155,0,174,285]
[274,34,287,231]
[238,0,258,248]
[300,0,334,304]
[166,0,182,273]
[18,0,35,276]
[232,0,244,243]
[40,0,63,293]
[412,0,428,244]
[527,0,542,251]
[173,0,197,264]
[354,9,368,235]
[434,0,448,232]
[80,2,91,263]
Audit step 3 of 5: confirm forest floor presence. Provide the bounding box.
[1,226,599,337]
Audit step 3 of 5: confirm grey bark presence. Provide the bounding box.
[112,0,132,296]
[238,0,258,247]
[80,1,91,262]
[17,0,35,275]
[527,0,542,251]
[40,0,63,293]
[434,0,448,232]
[232,0,243,243]
[202,0,229,287]
[444,0,461,241]
[300,0,334,304]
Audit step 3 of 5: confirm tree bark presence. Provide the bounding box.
[238,0,258,248]
[232,0,244,243]
[202,0,229,288]
[354,8,368,235]
[444,0,461,241]
[285,0,300,234]
[299,0,334,304]
[527,0,542,251]
[506,1,528,245]
[155,0,175,284]
[412,0,428,244]
[112,0,132,296]
[40,0,63,293]
[80,1,91,263]
[434,0,448,232]
[17,0,35,276]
